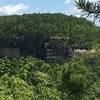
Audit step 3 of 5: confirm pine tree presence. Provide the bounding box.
[75,0,100,21]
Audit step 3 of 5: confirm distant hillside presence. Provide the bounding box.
[0,13,99,48]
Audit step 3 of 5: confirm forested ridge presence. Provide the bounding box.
[0,13,97,38]
[0,13,100,49]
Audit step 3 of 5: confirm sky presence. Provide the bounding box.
[0,0,99,25]
[0,0,65,15]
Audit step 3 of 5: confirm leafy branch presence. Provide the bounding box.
[75,0,100,21]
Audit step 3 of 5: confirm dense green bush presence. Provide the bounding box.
[0,74,35,100]
[0,54,99,99]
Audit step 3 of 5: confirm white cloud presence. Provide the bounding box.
[90,0,98,2]
[34,8,40,13]
[65,5,82,17]
[0,3,29,15]
[64,0,71,4]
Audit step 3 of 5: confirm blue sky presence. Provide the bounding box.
[0,0,97,16]
[0,0,85,15]
[0,0,65,15]
[0,0,99,25]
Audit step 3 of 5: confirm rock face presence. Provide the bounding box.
[0,48,20,58]
[74,49,96,54]
[0,36,96,62]
[42,36,73,63]
[0,37,72,62]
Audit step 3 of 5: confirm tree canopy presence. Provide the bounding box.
[0,13,99,49]
[0,54,99,99]
[0,13,97,38]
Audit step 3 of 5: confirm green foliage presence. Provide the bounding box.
[36,83,61,100]
[62,62,96,99]
[0,74,35,100]
[0,13,99,49]
[0,54,99,99]
[0,13,99,100]
[75,0,100,20]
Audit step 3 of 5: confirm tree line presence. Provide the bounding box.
[0,13,99,49]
